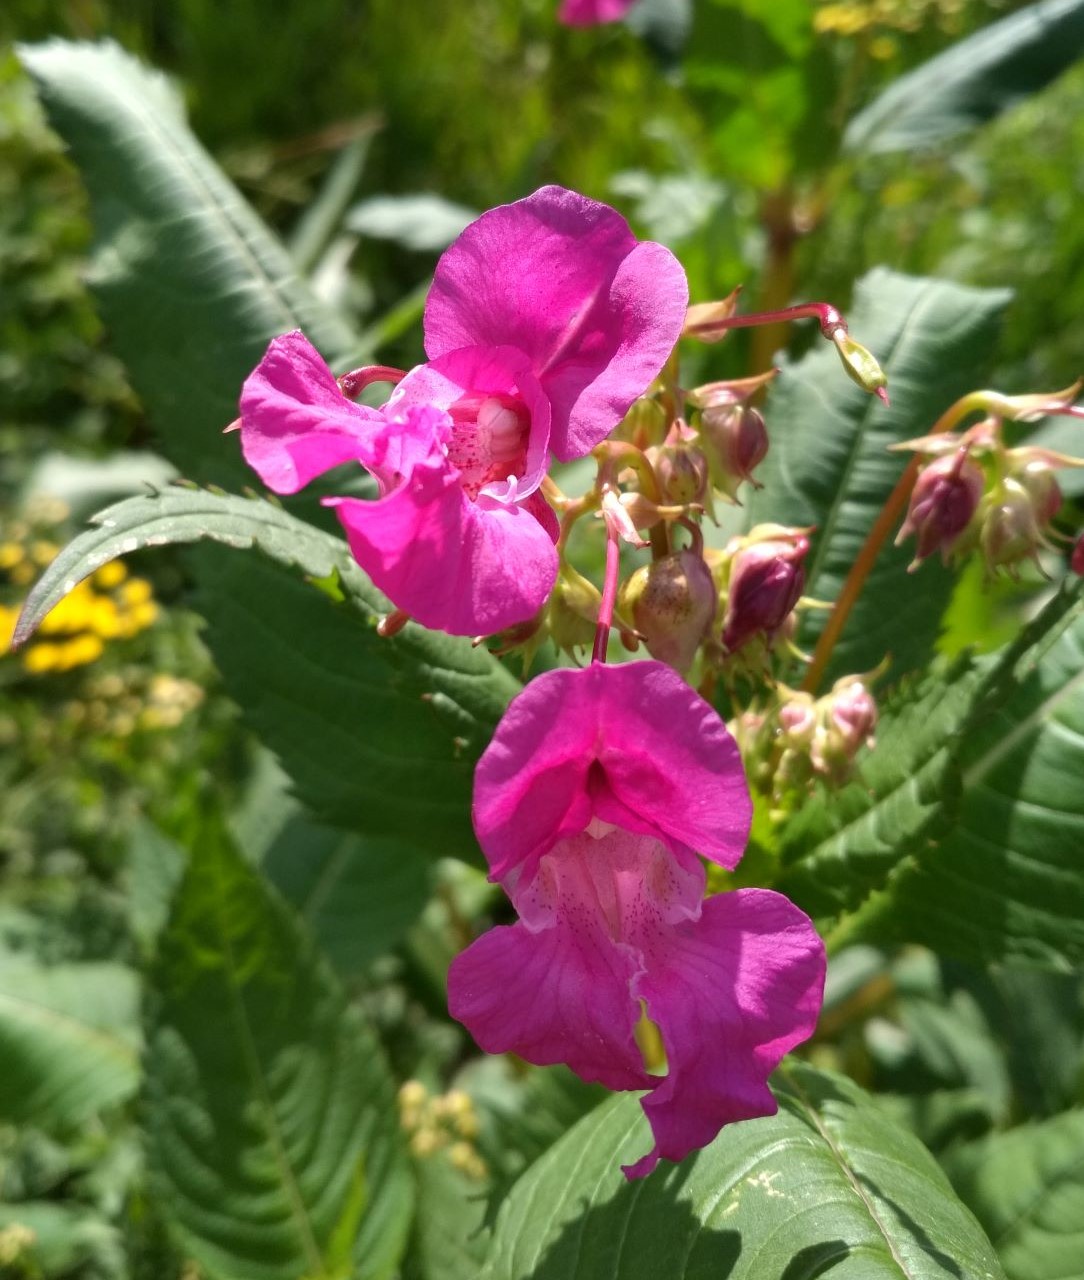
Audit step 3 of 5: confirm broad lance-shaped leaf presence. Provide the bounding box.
[844,0,1084,155]
[747,268,1011,683]
[861,592,1084,967]
[0,951,140,1130]
[14,488,520,857]
[776,581,1084,964]
[144,823,412,1280]
[945,1110,1084,1280]
[18,38,360,488]
[482,1062,1005,1280]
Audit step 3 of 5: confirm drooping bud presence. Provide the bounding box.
[979,477,1045,573]
[897,448,984,569]
[547,567,600,656]
[721,529,809,654]
[830,330,889,403]
[618,550,717,673]
[650,420,711,508]
[1072,532,1084,576]
[1014,459,1063,527]
[700,403,769,501]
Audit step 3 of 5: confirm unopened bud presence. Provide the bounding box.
[547,568,600,655]
[897,449,984,568]
[700,404,769,501]
[831,330,889,402]
[1015,459,1062,527]
[778,693,816,747]
[980,478,1043,572]
[651,422,711,507]
[827,677,877,754]
[619,551,717,673]
[722,531,809,653]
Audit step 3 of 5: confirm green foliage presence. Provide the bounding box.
[946,1110,1084,1280]
[0,949,139,1130]
[747,267,1012,683]
[17,38,359,488]
[143,822,412,1280]
[844,0,1084,154]
[14,487,519,854]
[482,1063,1006,1280]
[776,582,1084,957]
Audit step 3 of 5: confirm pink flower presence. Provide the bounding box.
[239,186,687,635]
[448,660,825,1178]
[559,0,637,25]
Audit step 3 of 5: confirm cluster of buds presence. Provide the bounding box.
[895,382,1084,576]
[396,1081,487,1179]
[736,673,879,806]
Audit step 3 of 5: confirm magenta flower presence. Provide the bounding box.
[239,186,687,636]
[559,0,637,25]
[448,660,825,1178]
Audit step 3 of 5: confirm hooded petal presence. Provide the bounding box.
[327,414,558,635]
[424,186,687,461]
[623,888,826,1179]
[559,0,637,23]
[239,330,385,494]
[388,344,551,501]
[474,661,751,879]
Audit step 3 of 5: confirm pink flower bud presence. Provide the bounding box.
[1016,460,1062,527]
[619,551,717,673]
[651,421,710,507]
[897,449,984,567]
[827,678,877,753]
[700,404,769,501]
[1072,532,1084,576]
[778,694,816,746]
[722,533,809,654]
[980,478,1043,571]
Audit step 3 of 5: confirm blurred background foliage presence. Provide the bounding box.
[3,1,1084,1277]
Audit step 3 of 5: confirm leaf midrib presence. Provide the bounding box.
[0,988,138,1068]
[211,853,329,1278]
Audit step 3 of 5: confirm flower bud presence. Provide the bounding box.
[619,551,717,673]
[1015,459,1062,527]
[979,478,1043,572]
[897,449,984,568]
[722,531,809,654]
[830,330,889,402]
[700,404,769,501]
[777,692,816,747]
[547,567,599,656]
[826,677,877,754]
[652,421,711,507]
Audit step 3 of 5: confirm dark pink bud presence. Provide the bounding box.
[701,404,769,501]
[619,550,717,673]
[722,534,809,653]
[897,449,984,567]
[1071,533,1084,576]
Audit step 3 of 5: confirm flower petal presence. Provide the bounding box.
[327,426,558,636]
[474,661,751,879]
[424,186,687,460]
[239,330,385,494]
[559,0,637,23]
[388,345,551,501]
[623,888,826,1179]
[448,833,657,1091]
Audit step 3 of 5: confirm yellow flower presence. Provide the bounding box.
[0,543,25,571]
[120,577,152,606]
[23,643,61,674]
[94,560,128,589]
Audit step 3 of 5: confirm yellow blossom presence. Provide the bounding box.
[93,560,128,588]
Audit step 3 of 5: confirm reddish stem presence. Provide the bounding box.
[592,521,622,665]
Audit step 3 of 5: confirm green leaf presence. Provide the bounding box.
[775,582,1084,940]
[845,0,1084,155]
[0,1202,122,1277]
[946,1110,1084,1280]
[402,1156,490,1280]
[13,488,519,855]
[144,822,412,1280]
[482,1062,1005,1280]
[747,268,1011,683]
[866,596,1084,967]
[17,38,359,487]
[0,951,140,1130]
